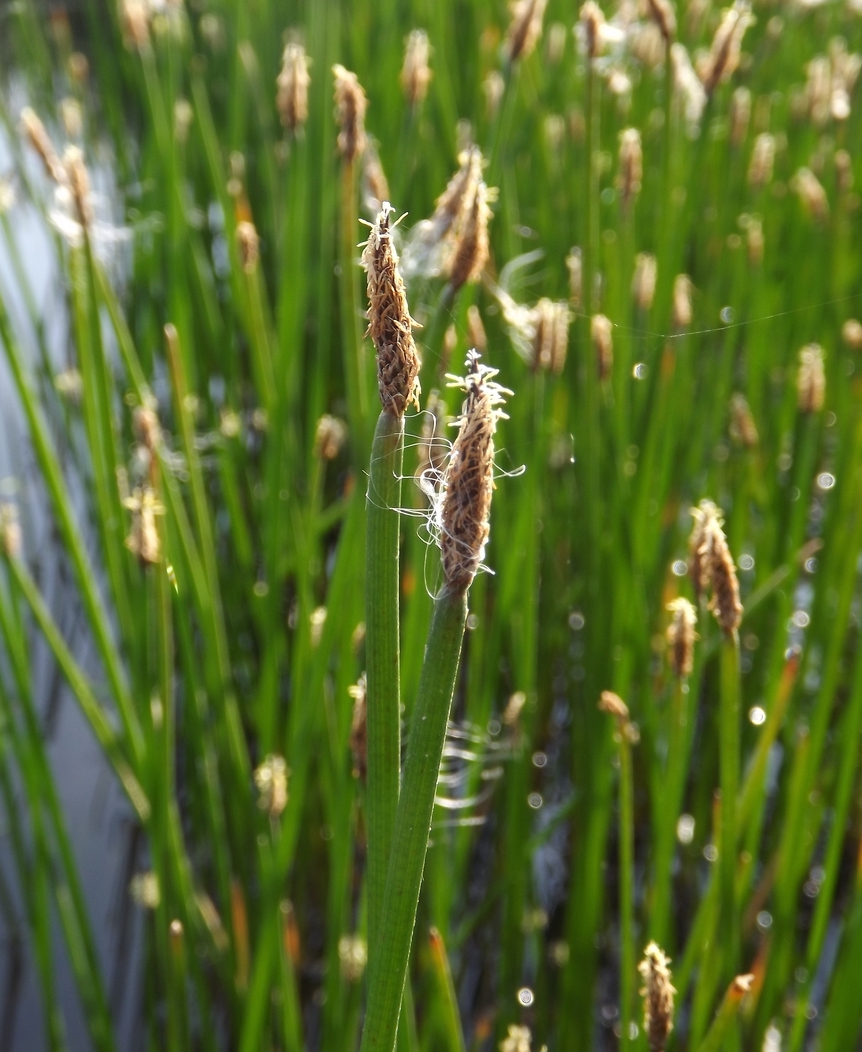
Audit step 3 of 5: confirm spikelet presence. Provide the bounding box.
[532,298,570,373]
[314,415,347,460]
[348,674,367,780]
[236,220,260,272]
[671,43,707,125]
[20,108,64,183]
[835,149,854,194]
[698,1,755,97]
[120,0,151,50]
[438,352,510,592]
[632,253,657,311]
[690,501,742,633]
[793,167,829,221]
[631,23,666,69]
[124,486,163,565]
[729,87,751,146]
[746,217,764,266]
[672,274,692,329]
[666,599,697,678]
[592,314,614,381]
[646,0,676,46]
[567,247,583,308]
[504,0,549,64]
[797,343,825,413]
[579,1,608,61]
[639,942,676,1052]
[598,690,630,723]
[0,503,22,559]
[361,203,421,417]
[748,133,775,189]
[401,30,432,106]
[253,755,289,817]
[618,128,643,211]
[499,1025,533,1052]
[729,392,758,447]
[842,318,862,350]
[447,176,492,290]
[277,42,310,133]
[333,65,367,162]
[63,146,94,233]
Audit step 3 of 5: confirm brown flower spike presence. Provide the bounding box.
[333,65,367,162]
[361,203,421,417]
[438,352,510,592]
[639,942,676,1052]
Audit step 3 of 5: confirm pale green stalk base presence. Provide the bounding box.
[719,631,741,981]
[366,409,406,951]
[360,587,468,1052]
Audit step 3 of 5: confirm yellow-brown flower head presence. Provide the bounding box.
[567,247,583,307]
[333,64,367,162]
[20,108,64,183]
[361,202,421,417]
[666,598,697,678]
[236,220,260,272]
[401,29,432,106]
[672,274,692,329]
[504,0,549,64]
[618,128,643,211]
[632,253,657,312]
[0,503,22,559]
[277,42,311,133]
[841,318,862,350]
[747,133,775,189]
[729,392,758,447]
[592,313,614,381]
[120,0,151,50]
[63,146,94,232]
[438,352,511,592]
[690,500,742,633]
[314,414,347,460]
[124,486,163,565]
[579,1,607,61]
[446,175,493,291]
[639,942,676,1052]
[729,86,750,146]
[531,298,570,374]
[793,167,829,222]
[646,0,676,46]
[797,343,825,413]
[254,755,289,817]
[698,1,755,97]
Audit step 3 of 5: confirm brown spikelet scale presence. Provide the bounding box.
[438,352,510,592]
[277,43,310,133]
[361,203,421,417]
[333,64,367,162]
[504,0,549,64]
[699,1,754,97]
[592,314,614,381]
[666,598,698,678]
[639,942,676,1052]
[64,146,94,231]
[797,343,825,412]
[447,176,493,291]
[705,514,742,634]
[401,29,432,106]
[618,129,643,211]
[688,499,718,602]
[20,108,64,184]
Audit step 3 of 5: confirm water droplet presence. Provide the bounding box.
[517,987,534,1006]
[672,560,688,577]
[792,610,810,628]
[487,719,501,736]
[528,793,543,809]
[739,554,755,570]
[703,844,718,862]
[805,558,818,573]
[633,362,648,379]
[749,706,767,726]
[532,752,547,768]
[720,306,735,324]
[757,911,773,931]
[818,473,835,489]
[466,613,479,630]
[569,611,586,630]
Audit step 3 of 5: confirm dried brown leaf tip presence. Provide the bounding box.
[361,202,421,417]
[689,499,742,634]
[639,942,676,1052]
[504,0,549,64]
[438,352,511,593]
[333,64,367,163]
[401,29,432,107]
[666,598,698,678]
[797,343,825,413]
[277,42,310,133]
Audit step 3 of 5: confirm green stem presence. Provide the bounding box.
[619,728,635,1050]
[366,409,405,951]
[360,586,468,1052]
[719,631,741,980]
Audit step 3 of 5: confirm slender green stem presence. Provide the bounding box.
[366,408,405,951]
[719,631,741,981]
[360,586,468,1052]
[619,728,635,1051]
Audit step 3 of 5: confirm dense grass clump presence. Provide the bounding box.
[2,1,862,1050]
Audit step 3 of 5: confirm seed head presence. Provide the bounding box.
[361,203,421,417]
[747,217,764,266]
[401,29,432,106]
[254,755,289,817]
[632,253,657,312]
[639,942,676,1052]
[592,314,614,381]
[504,0,549,64]
[68,51,90,85]
[120,0,151,50]
[124,486,163,565]
[236,220,260,272]
[438,352,510,593]
[666,598,697,678]
[277,42,310,133]
[338,935,368,982]
[646,0,676,45]
[730,87,751,146]
[531,298,570,374]
[446,176,493,291]
[314,414,347,460]
[842,318,862,350]
[729,392,758,447]
[0,503,22,559]
[690,501,743,633]
[797,343,825,413]
[20,108,64,183]
[672,274,692,329]
[793,167,829,222]
[333,64,367,162]
[578,2,608,61]
[698,1,755,97]
[63,146,94,232]
[618,128,643,211]
[688,498,718,602]
[748,133,775,189]
[349,674,368,781]
[567,247,583,308]
[671,43,707,125]
[500,1025,532,1052]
